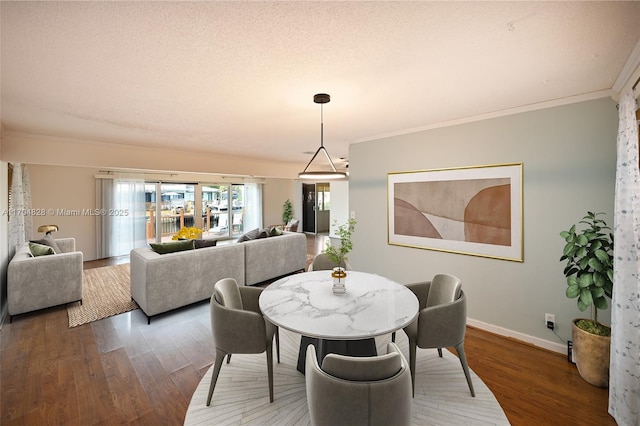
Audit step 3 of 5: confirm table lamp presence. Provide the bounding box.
[37,225,59,235]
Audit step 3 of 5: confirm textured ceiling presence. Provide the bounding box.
[2,1,640,169]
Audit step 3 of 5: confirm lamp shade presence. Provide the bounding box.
[37,225,59,234]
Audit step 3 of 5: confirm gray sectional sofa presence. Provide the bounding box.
[130,231,307,322]
[8,238,83,320]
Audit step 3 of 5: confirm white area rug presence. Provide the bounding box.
[184,329,510,425]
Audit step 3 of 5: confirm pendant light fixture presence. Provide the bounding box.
[298,93,348,180]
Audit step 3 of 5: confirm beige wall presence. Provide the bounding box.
[28,165,101,259]
[262,178,299,227]
[348,97,618,352]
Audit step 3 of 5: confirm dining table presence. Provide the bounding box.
[258,270,419,373]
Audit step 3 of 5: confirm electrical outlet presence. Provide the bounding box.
[545,313,555,330]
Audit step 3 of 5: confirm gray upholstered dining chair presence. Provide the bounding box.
[307,252,352,271]
[305,342,412,426]
[401,273,475,397]
[207,278,280,405]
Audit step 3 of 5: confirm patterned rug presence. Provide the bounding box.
[184,329,510,425]
[67,263,138,328]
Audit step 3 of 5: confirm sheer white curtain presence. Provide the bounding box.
[243,183,263,231]
[8,163,33,257]
[609,89,640,426]
[96,174,146,258]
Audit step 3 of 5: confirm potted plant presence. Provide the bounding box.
[282,199,293,226]
[324,219,356,294]
[559,211,613,387]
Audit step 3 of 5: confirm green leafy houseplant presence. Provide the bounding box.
[559,211,613,336]
[282,199,293,225]
[324,218,356,268]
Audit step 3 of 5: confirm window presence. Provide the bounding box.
[317,183,330,211]
[201,184,247,239]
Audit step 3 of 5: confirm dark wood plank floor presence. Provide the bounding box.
[1,234,614,425]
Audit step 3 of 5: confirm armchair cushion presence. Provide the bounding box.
[214,278,243,309]
[322,343,402,381]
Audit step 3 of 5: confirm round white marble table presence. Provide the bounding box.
[259,270,419,372]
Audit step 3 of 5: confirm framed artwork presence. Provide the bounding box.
[388,162,523,262]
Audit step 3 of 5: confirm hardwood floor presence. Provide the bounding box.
[1,233,614,425]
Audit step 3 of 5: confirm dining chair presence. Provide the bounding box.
[305,342,412,426]
[401,274,475,397]
[207,278,280,405]
[307,252,352,271]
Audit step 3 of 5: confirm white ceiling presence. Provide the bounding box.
[2,1,640,170]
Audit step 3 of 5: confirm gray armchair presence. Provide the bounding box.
[307,252,352,271]
[207,278,279,405]
[402,274,475,397]
[8,238,83,321]
[305,342,412,426]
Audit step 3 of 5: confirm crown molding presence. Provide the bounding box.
[353,89,613,144]
[613,37,640,97]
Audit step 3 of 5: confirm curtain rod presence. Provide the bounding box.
[98,170,178,177]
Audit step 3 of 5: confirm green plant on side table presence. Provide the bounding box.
[559,211,613,388]
[282,199,293,225]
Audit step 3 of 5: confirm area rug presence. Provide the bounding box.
[67,263,138,328]
[184,329,510,425]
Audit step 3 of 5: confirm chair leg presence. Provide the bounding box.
[437,348,443,357]
[408,338,417,398]
[391,331,396,342]
[266,342,274,403]
[455,343,475,397]
[275,327,280,364]
[226,354,232,364]
[207,349,227,406]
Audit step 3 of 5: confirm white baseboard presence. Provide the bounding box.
[467,318,567,355]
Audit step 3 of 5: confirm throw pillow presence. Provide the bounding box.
[29,242,56,257]
[30,234,61,254]
[256,228,270,239]
[150,239,195,254]
[195,239,217,249]
[270,226,283,237]
[236,228,259,243]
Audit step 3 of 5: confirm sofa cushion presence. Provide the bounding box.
[237,228,259,242]
[30,234,61,254]
[195,239,217,249]
[150,239,195,254]
[29,242,56,257]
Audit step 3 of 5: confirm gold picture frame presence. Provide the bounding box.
[388,162,523,262]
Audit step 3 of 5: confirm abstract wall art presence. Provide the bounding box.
[388,163,523,261]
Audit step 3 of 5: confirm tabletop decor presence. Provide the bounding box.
[388,162,523,262]
[323,218,356,294]
[172,226,202,240]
